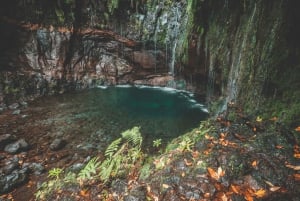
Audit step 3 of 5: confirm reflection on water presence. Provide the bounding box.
[30,85,208,150]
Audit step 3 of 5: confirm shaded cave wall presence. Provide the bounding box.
[192,0,300,125]
[0,0,299,125]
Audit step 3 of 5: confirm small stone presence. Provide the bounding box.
[8,103,19,110]
[0,134,16,150]
[4,139,29,154]
[185,191,200,200]
[0,169,28,194]
[12,109,21,115]
[29,163,45,175]
[125,186,146,201]
[19,101,28,107]
[49,138,66,151]
[68,163,84,173]
[2,160,19,174]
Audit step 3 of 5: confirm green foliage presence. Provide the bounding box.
[139,163,151,180]
[166,123,211,152]
[105,138,122,159]
[35,168,64,200]
[55,8,65,23]
[99,126,143,183]
[35,179,63,200]
[78,157,101,181]
[35,127,144,200]
[178,136,193,152]
[153,139,162,148]
[177,0,197,64]
[48,168,63,180]
[107,0,119,14]
[121,126,142,148]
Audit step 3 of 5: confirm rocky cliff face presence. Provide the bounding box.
[0,0,299,125]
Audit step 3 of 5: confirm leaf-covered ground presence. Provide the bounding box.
[1,104,300,201]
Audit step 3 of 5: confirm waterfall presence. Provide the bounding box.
[154,23,157,73]
[165,40,168,71]
[225,2,257,108]
[169,6,180,76]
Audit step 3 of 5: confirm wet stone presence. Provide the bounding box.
[67,163,84,173]
[111,179,128,195]
[2,160,19,174]
[185,191,200,200]
[0,134,16,150]
[0,168,29,194]
[12,109,21,115]
[24,162,45,175]
[125,186,146,201]
[8,103,19,110]
[4,139,29,154]
[174,160,187,171]
[19,101,28,107]
[49,138,66,151]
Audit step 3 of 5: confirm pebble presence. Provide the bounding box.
[4,139,29,154]
[0,168,28,194]
[8,103,19,110]
[27,162,45,175]
[49,138,66,151]
[12,109,21,115]
[0,134,16,150]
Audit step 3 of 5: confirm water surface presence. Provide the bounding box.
[30,85,208,150]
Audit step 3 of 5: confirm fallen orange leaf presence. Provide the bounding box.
[294,153,300,159]
[254,189,266,198]
[295,126,300,132]
[203,193,211,198]
[275,145,284,149]
[191,151,199,158]
[234,133,246,141]
[207,167,219,180]
[251,160,258,168]
[270,186,281,192]
[264,180,274,187]
[220,132,227,139]
[230,184,241,194]
[294,174,300,181]
[80,189,89,197]
[207,167,224,180]
[244,193,254,201]
[217,166,225,177]
[216,192,228,201]
[286,164,300,170]
[205,134,214,140]
[184,158,193,166]
[270,116,278,121]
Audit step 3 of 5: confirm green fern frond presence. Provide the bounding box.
[105,138,122,159]
[78,157,101,180]
[99,159,114,182]
[121,126,142,148]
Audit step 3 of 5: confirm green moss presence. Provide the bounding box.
[107,0,119,14]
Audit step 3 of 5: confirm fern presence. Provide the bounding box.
[105,138,121,159]
[99,127,143,183]
[48,168,63,180]
[121,126,142,148]
[78,157,101,180]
